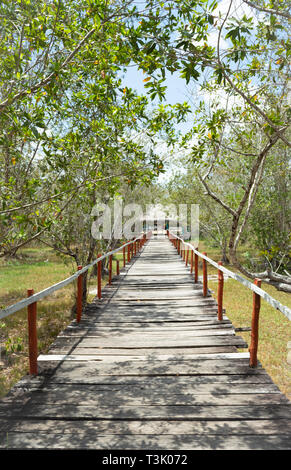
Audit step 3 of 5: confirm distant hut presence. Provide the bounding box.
[139,206,188,237]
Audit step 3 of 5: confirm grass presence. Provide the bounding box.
[195,240,291,400]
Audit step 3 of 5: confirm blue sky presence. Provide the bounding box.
[122,65,195,135]
[123,66,188,105]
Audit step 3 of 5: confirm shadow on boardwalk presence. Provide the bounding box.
[0,236,290,449]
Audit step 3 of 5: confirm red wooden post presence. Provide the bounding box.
[27,289,38,376]
[202,253,207,297]
[249,278,262,368]
[194,251,198,283]
[134,241,137,256]
[217,261,224,321]
[77,265,83,323]
[97,256,102,299]
[185,248,189,266]
[190,250,194,274]
[108,255,112,285]
[123,246,126,267]
[127,243,131,262]
[116,259,120,276]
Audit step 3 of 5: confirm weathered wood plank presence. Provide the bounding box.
[59,327,236,337]
[1,403,290,420]
[1,431,291,450]
[38,352,250,362]
[0,418,290,435]
[9,372,274,389]
[4,390,287,407]
[67,320,233,329]
[96,299,217,306]
[37,358,264,378]
[71,335,248,348]
[4,381,281,397]
[49,347,238,356]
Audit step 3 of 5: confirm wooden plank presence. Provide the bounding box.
[1,431,291,450]
[37,358,263,377]
[67,320,233,329]
[92,314,222,321]
[82,315,227,323]
[0,418,290,435]
[4,381,281,397]
[59,328,236,337]
[97,299,217,306]
[71,335,248,348]
[6,372,275,391]
[5,389,286,407]
[64,320,235,334]
[3,395,288,409]
[39,352,250,361]
[49,347,238,356]
[86,303,219,311]
[1,403,290,420]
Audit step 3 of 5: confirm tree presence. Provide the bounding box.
[180,88,290,290]
[0,0,191,259]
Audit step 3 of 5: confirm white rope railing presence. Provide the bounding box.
[0,233,150,320]
[169,231,291,322]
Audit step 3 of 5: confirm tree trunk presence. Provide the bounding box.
[221,240,229,264]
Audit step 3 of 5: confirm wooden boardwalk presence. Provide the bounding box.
[0,235,290,449]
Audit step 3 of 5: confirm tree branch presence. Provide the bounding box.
[0,173,124,215]
[216,0,291,148]
[197,172,237,217]
[242,0,291,20]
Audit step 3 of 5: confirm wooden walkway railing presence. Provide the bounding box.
[167,230,291,368]
[0,232,152,375]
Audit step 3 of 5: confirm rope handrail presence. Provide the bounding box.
[169,231,291,322]
[0,232,150,321]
